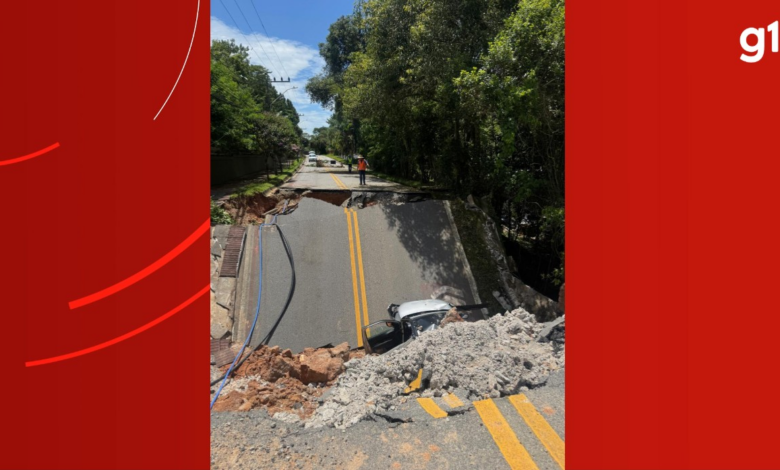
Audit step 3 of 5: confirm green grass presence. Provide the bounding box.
[231,158,302,197]
[210,199,235,225]
[449,199,505,316]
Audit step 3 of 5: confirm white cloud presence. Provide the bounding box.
[210,16,330,133]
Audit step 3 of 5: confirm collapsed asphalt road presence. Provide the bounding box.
[233,193,481,353]
[213,162,566,470]
[212,303,566,469]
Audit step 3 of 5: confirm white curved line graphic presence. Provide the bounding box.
[153,0,199,120]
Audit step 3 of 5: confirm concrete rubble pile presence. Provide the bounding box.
[211,343,364,421]
[306,307,565,429]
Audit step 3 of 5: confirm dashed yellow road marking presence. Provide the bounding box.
[344,207,363,347]
[474,399,540,470]
[351,208,370,327]
[404,369,424,394]
[417,398,447,419]
[442,393,464,409]
[509,394,565,469]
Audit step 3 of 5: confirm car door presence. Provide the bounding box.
[362,320,404,354]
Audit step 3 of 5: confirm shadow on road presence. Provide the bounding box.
[376,200,473,301]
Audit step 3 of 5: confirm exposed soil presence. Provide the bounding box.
[303,190,351,207]
[221,189,433,225]
[212,343,365,420]
[212,376,322,418]
[222,190,302,225]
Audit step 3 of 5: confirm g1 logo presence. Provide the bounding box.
[741,21,779,63]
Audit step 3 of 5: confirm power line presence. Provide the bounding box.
[232,0,282,79]
[217,0,278,77]
[249,1,290,79]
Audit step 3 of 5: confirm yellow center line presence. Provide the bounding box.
[351,208,370,327]
[344,207,363,347]
[509,394,565,470]
[474,399,540,470]
[328,172,340,188]
[417,398,448,419]
[330,172,348,189]
[442,393,464,409]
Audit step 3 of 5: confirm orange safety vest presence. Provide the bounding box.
[358,159,367,171]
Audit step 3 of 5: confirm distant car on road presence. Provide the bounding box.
[308,154,317,163]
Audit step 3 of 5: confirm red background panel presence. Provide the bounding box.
[0,1,208,469]
[4,0,780,468]
[569,1,780,469]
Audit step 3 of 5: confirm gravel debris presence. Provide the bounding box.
[306,307,565,429]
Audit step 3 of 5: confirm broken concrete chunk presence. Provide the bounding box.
[537,315,565,341]
[211,256,220,280]
[211,239,223,258]
[328,342,350,361]
[213,225,230,249]
[215,277,236,310]
[493,291,513,312]
[210,299,233,340]
[465,194,479,211]
[301,351,345,384]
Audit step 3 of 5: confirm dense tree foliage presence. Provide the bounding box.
[308,0,565,292]
[211,39,301,169]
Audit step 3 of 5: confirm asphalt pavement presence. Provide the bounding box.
[211,369,565,469]
[219,154,565,469]
[233,189,479,353]
[282,156,413,192]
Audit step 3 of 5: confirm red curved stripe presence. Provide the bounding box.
[69,219,210,309]
[27,285,209,367]
[0,142,60,166]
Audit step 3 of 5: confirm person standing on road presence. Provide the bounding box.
[358,155,369,185]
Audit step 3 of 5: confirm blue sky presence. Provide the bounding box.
[211,0,356,134]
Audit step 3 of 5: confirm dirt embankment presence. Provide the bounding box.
[222,190,302,225]
[212,343,364,420]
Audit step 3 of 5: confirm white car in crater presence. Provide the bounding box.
[362,299,485,354]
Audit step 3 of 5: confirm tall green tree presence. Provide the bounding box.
[211,39,302,156]
[307,0,566,291]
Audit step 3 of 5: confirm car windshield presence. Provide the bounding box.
[407,310,447,334]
